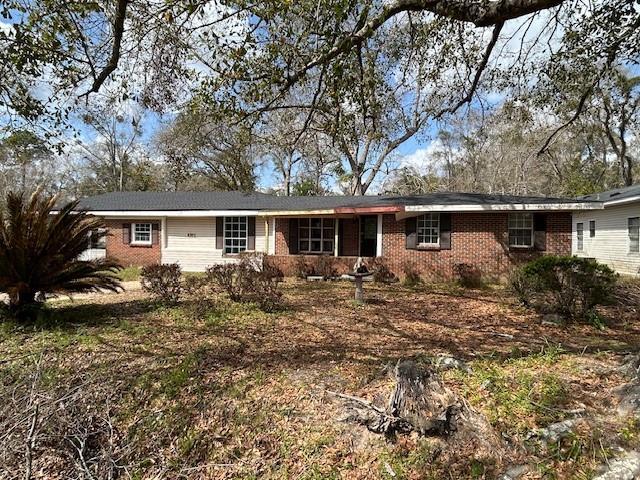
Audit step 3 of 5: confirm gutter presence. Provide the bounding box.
[603,195,640,207]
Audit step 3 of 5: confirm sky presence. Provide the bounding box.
[0,6,585,194]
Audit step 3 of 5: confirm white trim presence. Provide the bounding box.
[161,217,167,249]
[416,212,440,247]
[81,202,603,219]
[334,218,339,257]
[508,212,534,248]
[402,202,602,215]
[376,214,383,257]
[604,195,640,207]
[576,221,584,252]
[223,216,248,254]
[629,216,640,254]
[131,222,152,246]
[86,210,262,217]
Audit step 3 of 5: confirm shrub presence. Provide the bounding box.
[0,190,121,316]
[315,256,338,279]
[508,269,533,307]
[293,256,314,279]
[453,263,484,288]
[292,255,337,279]
[140,263,183,303]
[206,255,283,312]
[371,258,398,284]
[510,256,618,320]
[402,261,422,287]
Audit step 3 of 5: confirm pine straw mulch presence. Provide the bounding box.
[1,280,639,479]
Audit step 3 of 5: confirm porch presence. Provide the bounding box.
[268,214,385,259]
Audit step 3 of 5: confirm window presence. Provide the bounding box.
[299,218,334,254]
[589,220,596,238]
[89,228,106,249]
[417,213,440,246]
[224,216,247,254]
[576,222,584,251]
[132,223,152,245]
[508,213,533,247]
[629,217,640,253]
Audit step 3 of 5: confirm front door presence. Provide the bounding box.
[360,216,377,257]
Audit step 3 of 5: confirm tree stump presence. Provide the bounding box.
[330,360,505,461]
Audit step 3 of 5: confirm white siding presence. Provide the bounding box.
[161,216,267,272]
[267,217,276,255]
[572,202,640,276]
[78,248,106,261]
[255,217,266,253]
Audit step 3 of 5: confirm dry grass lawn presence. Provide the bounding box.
[1,280,639,479]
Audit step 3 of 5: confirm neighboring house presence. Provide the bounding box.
[77,191,601,279]
[573,184,640,276]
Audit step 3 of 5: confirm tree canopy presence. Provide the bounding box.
[1,0,639,194]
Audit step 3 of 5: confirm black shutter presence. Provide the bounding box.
[405,217,417,249]
[440,213,452,250]
[247,216,256,250]
[534,213,547,251]
[152,223,160,245]
[289,218,299,254]
[122,223,130,244]
[216,217,224,250]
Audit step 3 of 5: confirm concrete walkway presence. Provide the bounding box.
[0,280,142,304]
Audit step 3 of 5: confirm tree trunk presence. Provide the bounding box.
[9,287,36,310]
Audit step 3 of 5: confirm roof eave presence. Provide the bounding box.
[603,195,640,207]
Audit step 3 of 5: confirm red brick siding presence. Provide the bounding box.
[274,218,291,255]
[105,219,161,267]
[271,212,571,279]
[382,212,571,280]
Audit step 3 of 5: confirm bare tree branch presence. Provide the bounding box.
[537,81,596,156]
[435,20,505,119]
[80,0,129,98]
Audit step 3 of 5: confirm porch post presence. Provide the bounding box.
[334,217,339,257]
[161,216,167,250]
[376,214,383,257]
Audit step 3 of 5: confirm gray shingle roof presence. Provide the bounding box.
[77,191,596,212]
[579,184,640,203]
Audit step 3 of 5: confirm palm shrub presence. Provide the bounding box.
[0,190,122,314]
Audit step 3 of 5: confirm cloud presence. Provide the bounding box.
[398,140,448,171]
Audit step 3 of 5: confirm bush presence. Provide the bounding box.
[510,256,618,320]
[508,269,532,307]
[0,190,121,317]
[371,258,398,284]
[293,255,338,279]
[453,263,484,288]
[402,261,422,287]
[206,255,283,312]
[140,263,183,304]
[315,256,338,279]
[293,256,314,279]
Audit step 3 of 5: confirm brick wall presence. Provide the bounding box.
[105,219,161,267]
[381,212,571,280]
[271,212,571,279]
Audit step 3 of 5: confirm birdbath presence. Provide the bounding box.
[347,257,373,304]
